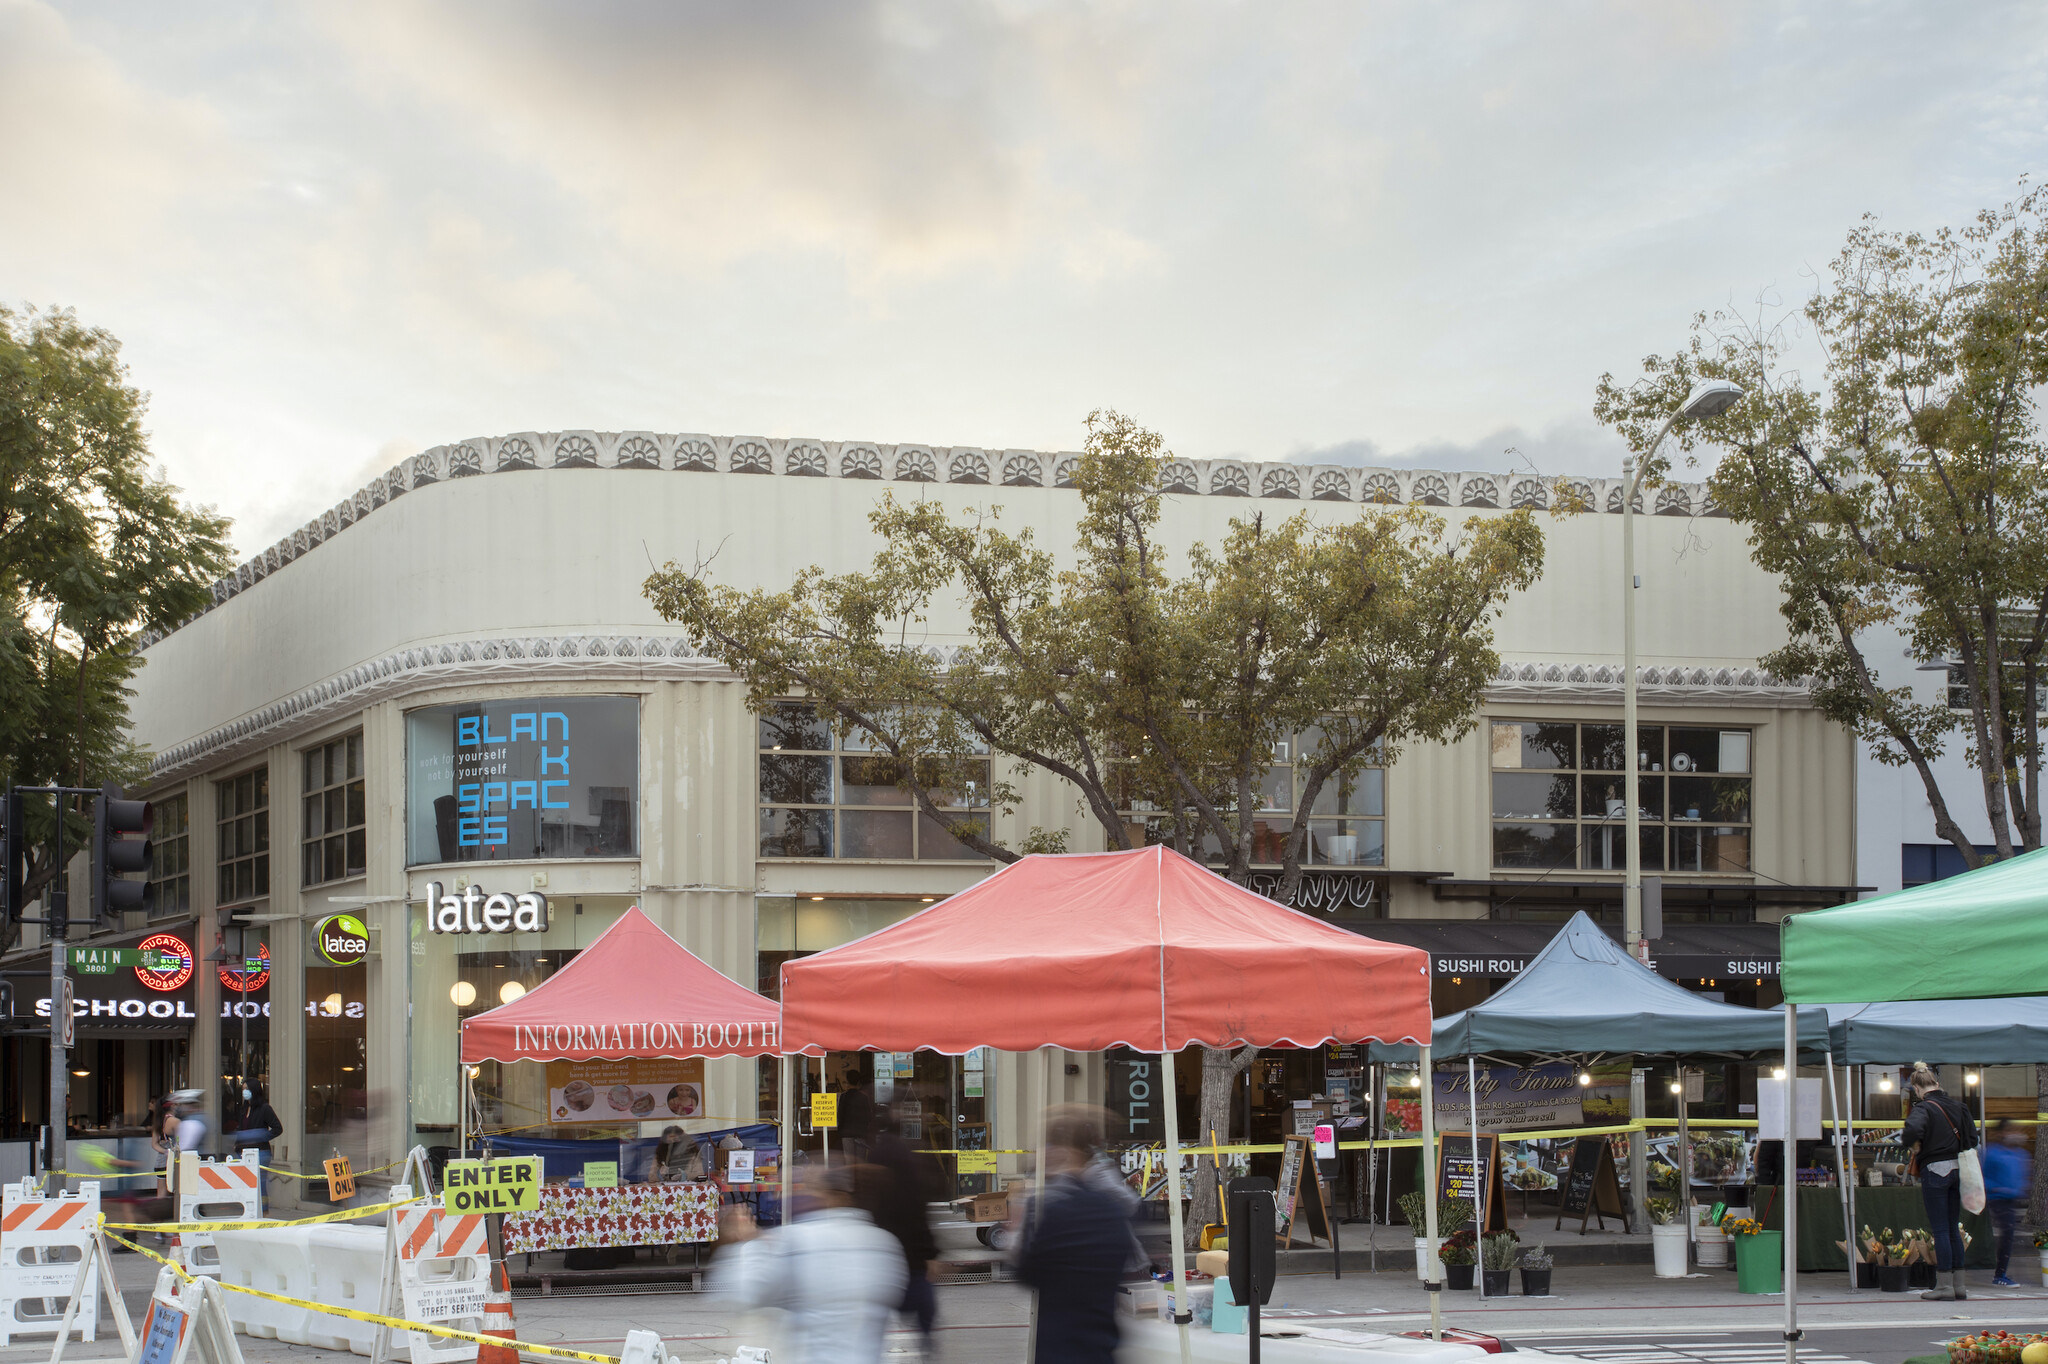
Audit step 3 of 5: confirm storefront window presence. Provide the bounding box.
[303,733,367,886]
[220,925,271,1121]
[405,697,639,865]
[1115,726,1386,867]
[407,895,635,1149]
[305,918,367,1171]
[216,768,269,905]
[757,703,990,861]
[1490,721,1753,872]
[149,793,190,919]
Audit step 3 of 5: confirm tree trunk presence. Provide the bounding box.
[1184,1045,1258,1247]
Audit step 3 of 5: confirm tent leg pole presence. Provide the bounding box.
[1027,1047,1051,1364]
[1825,1058,1851,1292]
[779,1056,793,1228]
[1161,1047,1194,1364]
[1784,1005,1798,1364]
[1676,1066,1691,1265]
[1420,1044,1441,1342]
[1468,1056,1484,1301]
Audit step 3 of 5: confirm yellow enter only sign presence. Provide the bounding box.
[810,1093,838,1129]
[442,1156,542,1213]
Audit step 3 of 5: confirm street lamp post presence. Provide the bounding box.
[1620,380,1740,1236]
[1620,380,1744,960]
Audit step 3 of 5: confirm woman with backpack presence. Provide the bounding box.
[1902,1063,1980,1302]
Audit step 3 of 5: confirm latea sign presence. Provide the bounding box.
[316,914,371,966]
[425,882,549,935]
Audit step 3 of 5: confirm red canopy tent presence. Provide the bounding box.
[781,844,1430,1053]
[779,846,1441,1356]
[461,905,782,1063]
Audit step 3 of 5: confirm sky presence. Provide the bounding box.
[5,1,2046,559]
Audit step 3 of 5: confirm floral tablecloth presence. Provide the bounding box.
[504,1182,721,1253]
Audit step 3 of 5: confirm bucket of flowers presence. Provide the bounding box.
[2034,1229,2048,1287]
[1441,1228,1478,1290]
[1904,1229,1940,1289]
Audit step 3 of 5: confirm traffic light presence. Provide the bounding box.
[2,789,22,924]
[91,784,152,921]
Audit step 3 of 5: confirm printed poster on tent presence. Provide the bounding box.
[547,1057,704,1122]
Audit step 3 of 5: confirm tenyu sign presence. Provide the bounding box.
[442,1156,541,1213]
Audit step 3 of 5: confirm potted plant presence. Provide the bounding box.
[2034,1229,2048,1287]
[1724,1216,1782,1294]
[1399,1193,1473,1281]
[1442,1229,1477,1290]
[1905,1229,1939,1289]
[1481,1231,1519,1296]
[1519,1242,1553,1296]
[1867,1228,1909,1293]
[1649,1198,1688,1278]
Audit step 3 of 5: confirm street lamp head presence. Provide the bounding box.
[1679,380,1744,421]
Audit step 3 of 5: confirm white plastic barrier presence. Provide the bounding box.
[0,1179,99,1346]
[384,1203,488,1364]
[212,1226,316,1344]
[177,1151,263,1275]
[306,1224,389,1356]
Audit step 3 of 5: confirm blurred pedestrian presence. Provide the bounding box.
[1982,1119,2032,1287]
[868,1105,941,1349]
[838,1069,877,1161]
[719,1164,906,1364]
[172,1090,210,1157]
[229,1083,283,1204]
[151,1095,178,1196]
[1014,1106,1135,1364]
[1903,1063,1979,1301]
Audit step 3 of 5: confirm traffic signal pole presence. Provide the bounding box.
[44,801,67,1197]
[5,784,152,1196]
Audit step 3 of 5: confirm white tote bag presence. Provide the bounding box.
[1960,1147,1987,1215]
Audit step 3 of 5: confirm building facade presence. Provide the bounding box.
[4,430,1858,1194]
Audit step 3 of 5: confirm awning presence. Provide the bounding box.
[779,845,1432,1054]
[1811,997,2048,1065]
[1358,918,1783,981]
[1370,911,1830,1062]
[1782,845,2048,1003]
[461,906,782,1062]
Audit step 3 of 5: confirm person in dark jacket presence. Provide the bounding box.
[229,1083,284,1204]
[866,1105,941,1348]
[1014,1107,1134,1364]
[1981,1120,2032,1287]
[1902,1063,1979,1301]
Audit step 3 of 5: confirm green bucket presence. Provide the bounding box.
[1735,1230,1783,1294]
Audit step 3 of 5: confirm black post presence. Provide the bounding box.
[45,797,66,1197]
[1228,1177,1276,1364]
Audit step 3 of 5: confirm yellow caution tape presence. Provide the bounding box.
[101,1225,625,1364]
[103,1196,417,1233]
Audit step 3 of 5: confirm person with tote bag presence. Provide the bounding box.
[1902,1063,1981,1301]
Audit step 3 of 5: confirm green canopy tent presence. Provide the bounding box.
[1780,845,2048,1005]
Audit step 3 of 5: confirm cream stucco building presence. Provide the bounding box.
[7,431,1857,1201]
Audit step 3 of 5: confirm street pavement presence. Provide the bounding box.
[4,1254,2039,1364]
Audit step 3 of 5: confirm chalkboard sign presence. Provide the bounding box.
[1435,1131,1506,1233]
[1274,1133,1336,1251]
[1555,1135,1626,1233]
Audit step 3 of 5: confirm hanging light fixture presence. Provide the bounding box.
[1878,1075,1894,1092]
[450,980,477,1007]
[1771,1067,1786,1080]
[1578,1072,1594,1086]
[499,980,527,1005]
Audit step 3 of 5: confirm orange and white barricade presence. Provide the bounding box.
[175,1151,263,1274]
[0,1179,101,1346]
[371,1202,489,1364]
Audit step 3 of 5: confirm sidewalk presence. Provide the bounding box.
[5,1246,2041,1364]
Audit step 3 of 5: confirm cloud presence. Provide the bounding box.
[1282,414,1632,482]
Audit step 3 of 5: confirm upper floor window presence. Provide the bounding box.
[149,792,190,919]
[1116,727,1386,867]
[404,697,639,864]
[1490,721,1752,874]
[304,733,367,886]
[216,768,270,904]
[1945,664,2048,714]
[757,702,990,860]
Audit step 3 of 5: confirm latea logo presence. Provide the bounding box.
[426,882,548,934]
[317,913,371,966]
